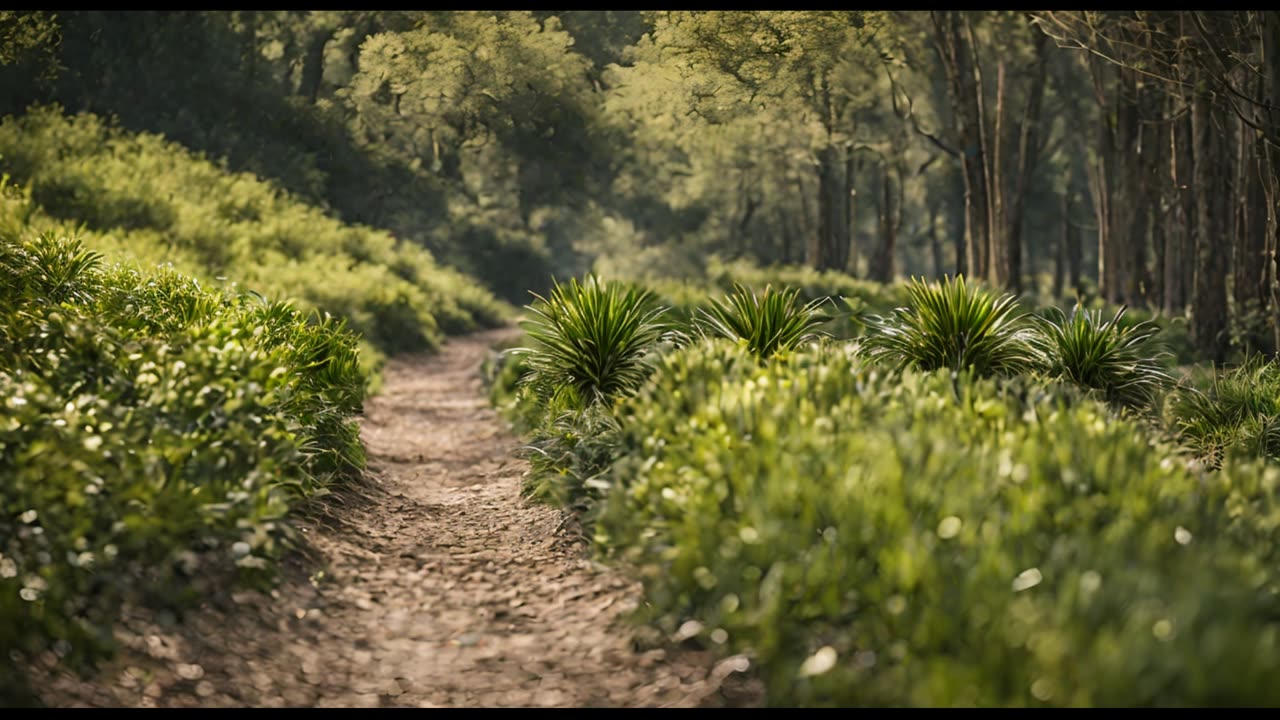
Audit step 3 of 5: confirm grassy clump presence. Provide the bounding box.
[514,275,671,408]
[1033,304,1171,410]
[863,276,1041,377]
[1170,355,1280,466]
[697,283,830,359]
[506,275,672,510]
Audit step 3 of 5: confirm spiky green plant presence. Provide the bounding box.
[862,275,1041,376]
[1033,304,1171,409]
[515,275,670,407]
[1171,355,1280,465]
[1,231,102,306]
[696,282,831,359]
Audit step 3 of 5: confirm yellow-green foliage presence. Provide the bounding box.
[489,271,1279,706]
[0,106,510,363]
[0,230,368,703]
[595,340,1280,706]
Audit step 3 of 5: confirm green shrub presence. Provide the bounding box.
[1033,304,1171,410]
[0,232,365,704]
[697,283,831,359]
[593,340,1280,707]
[864,275,1042,377]
[521,400,624,513]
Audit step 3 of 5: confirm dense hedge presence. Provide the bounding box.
[0,107,509,704]
[0,230,374,702]
[492,271,1280,707]
[0,106,510,366]
[592,340,1280,706]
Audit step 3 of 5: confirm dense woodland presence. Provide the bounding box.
[4,10,1278,360]
[7,10,1280,709]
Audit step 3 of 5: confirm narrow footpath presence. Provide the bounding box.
[39,329,757,708]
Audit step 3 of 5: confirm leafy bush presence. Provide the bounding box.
[697,283,831,359]
[592,339,1280,707]
[864,275,1041,377]
[514,275,672,409]
[1033,304,1171,409]
[0,231,366,704]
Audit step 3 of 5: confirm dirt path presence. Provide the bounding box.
[37,329,757,708]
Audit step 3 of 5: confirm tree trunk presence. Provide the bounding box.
[299,27,333,104]
[796,174,815,267]
[1054,191,1068,299]
[1146,109,1168,311]
[932,11,989,280]
[242,11,258,83]
[1232,101,1269,354]
[1161,109,1185,316]
[844,148,860,276]
[1006,26,1049,296]
[951,175,967,277]
[1266,10,1280,354]
[1086,138,1111,302]
[929,201,945,279]
[1125,87,1159,307]
[780,205,795,265]
[812,144,851,271]
[1069,224,1083,297]
[1086,58,1142,307]
[870,162,897,282]
[989,58,1007,288]
[965,14,998,287]
[1191,94,1229,362]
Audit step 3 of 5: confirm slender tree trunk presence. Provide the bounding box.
[845,149,860,276]
[989,59,1007,288]
[1232,99,1268,353]
[299,28,333,104]
[966,14,999,287]
[1087,58,1143,307]
[1179,112,1198,316]
[1145,110,1168,311]
[870,162,897,282]
[1067,193,1084,296]
[242,11,258,83]
[1265,10,1280,354]
[812,83,852,273]
[796,174,816,267]
[1007,27,1049,296]
[1191,94,1229,362]
[780,205,795,265]
[734,171,759,261]
[929,201,945,279]
[1113,68,1140,305]
[1054,191,1068,299]
[1162,110,1184,315]
[933,11,989,280]
[814,145,851,271]
[1086,140,1111,301]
